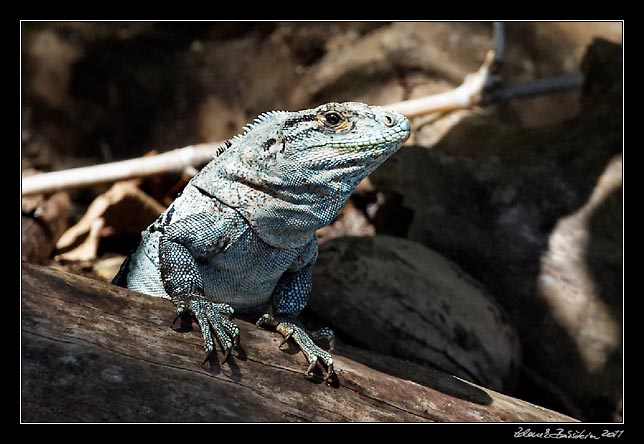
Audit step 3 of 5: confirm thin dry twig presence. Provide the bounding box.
[486,73,584,103]
[21,142,223,196]
[492,22,506,65]
[21,22,583,197]
[387,50,499,118]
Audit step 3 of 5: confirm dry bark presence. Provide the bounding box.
[21,263,575,423]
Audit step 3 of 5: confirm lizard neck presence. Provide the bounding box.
[191,159,356,248]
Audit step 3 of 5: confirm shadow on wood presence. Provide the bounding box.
[21,263,576,423]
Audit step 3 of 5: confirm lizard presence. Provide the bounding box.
[112,101,411,382]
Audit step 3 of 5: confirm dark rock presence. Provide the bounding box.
[368,39,622,421]
[310,235,521,392]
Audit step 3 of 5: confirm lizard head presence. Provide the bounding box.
[225,102,410,191]
[194,102,411,247]
[271,102,411,184]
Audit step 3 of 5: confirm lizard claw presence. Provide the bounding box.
[325,364,339,387]
[308,326,335,352]
[180,298,240,364]
[172,312,181,327]
[306,357,318,375]
[221,347,232,364]
[279,331,293,347]
[278,320,335,380]
[171,306,193,332]
[257,314,336,382]
[201,349,216,366]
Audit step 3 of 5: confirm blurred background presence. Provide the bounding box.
[21,22,623,422]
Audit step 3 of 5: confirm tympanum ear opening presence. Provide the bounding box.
[261,133,286,156]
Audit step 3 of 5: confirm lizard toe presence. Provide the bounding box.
[308,326,335,351]
[187,298,240,363]
[275,321,335,379]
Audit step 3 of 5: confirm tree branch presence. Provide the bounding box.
[485,73,584,103]
[21,142,223,196]
[20,21,583,197]
[387,50,498,117]
[493,22,506,65]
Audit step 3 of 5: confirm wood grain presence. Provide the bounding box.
[21,263,576,423]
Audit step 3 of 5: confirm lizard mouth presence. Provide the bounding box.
[297,134,409,175]
[328,128,410,154]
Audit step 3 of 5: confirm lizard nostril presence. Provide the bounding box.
[381,112,396,127]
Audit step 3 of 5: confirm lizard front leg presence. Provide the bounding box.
[158,213,241,363]
[256,263,336,383]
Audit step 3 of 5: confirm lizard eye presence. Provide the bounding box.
[382,113,395,127]
[323,111,344,128]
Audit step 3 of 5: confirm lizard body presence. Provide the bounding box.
[113,102,410,380]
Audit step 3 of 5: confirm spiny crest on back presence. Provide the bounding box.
[214,109,290,158]
[214,140,232,157]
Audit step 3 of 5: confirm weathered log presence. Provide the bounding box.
[21,263,575,423]
[21,191,71,264]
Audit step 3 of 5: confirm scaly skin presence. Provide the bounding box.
[113,102,411,382]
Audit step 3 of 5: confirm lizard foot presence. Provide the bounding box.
[307,326,335,352]
[257,314,337,385]
[176,298,240,364]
